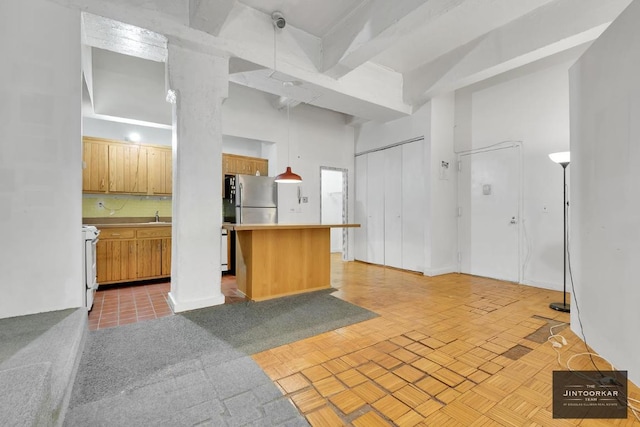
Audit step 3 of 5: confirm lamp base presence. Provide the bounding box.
[549,302,570,313]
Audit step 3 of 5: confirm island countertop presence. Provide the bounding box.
[222,223,360,231]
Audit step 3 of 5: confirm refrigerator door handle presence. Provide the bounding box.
[237,182,243,224]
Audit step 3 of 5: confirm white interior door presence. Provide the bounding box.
[367,151,385,265]
[384,146,402,268]
[402,141,425,272]
[458,146,520,282]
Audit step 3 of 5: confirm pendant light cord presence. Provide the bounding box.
[287,102,291,165]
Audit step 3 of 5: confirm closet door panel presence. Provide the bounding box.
[366,151,385,265]
[384,146,403,269]
[402,141,425,272]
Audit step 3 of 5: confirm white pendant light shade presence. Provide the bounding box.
[548,151,570,165]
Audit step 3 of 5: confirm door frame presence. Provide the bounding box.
[320,166,349,260]
[457,141,524,283]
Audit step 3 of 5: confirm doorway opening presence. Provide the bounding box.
[320,167,348,260]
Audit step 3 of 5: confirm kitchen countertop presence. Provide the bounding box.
[223,223,360,231]
[86,222,172,228]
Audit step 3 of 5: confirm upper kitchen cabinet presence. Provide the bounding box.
[223,153,268,176]
[82,136,172,196]
[108,144,148,193]
[82,138,109,192]
[148,146,172,195]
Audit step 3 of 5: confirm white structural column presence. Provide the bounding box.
[166,41,228,312]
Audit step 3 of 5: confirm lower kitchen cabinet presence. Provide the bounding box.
[97,239,137,284]
[97,226,171,284]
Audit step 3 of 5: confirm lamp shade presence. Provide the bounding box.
[275,166,302,183]
[548,151,570,165]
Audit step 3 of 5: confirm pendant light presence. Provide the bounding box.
[271,11,302,184]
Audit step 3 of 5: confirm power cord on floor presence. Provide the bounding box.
[547,207,640,420]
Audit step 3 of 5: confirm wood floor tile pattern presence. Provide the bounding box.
[254,256,640,426]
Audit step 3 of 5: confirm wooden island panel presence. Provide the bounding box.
[228,223,359,301]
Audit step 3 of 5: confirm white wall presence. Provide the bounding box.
[428,95,457,275]
[455,53,582,290]
[0,0,82,319]
[570,0,640,386]
[83,116,172,145]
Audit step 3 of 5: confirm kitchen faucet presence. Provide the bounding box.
[155,211,160,222]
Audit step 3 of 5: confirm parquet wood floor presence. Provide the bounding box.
[253,255,640,426]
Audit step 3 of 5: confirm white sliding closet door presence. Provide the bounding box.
[384,146,403,269]
[402,141,425,272]
[366,150,385,265]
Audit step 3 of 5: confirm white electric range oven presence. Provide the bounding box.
[82,225,100,310]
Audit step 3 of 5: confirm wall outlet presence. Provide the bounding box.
[302,197,308,203]
[543,205,548,213]
[97,201,104,209]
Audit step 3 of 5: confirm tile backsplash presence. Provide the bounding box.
[83,194,172,218]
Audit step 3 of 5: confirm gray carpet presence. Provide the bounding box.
[65,289,377,426]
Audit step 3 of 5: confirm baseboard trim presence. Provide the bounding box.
[168,292,225,313]
[423,266,458,277]
[521,279,564,292]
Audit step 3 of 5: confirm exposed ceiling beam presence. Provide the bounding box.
[404,0,633,105]
[321,0,461,78]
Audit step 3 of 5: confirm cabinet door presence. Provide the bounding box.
[161,237,171,276]
[149,148,172,195]
[384,146,403,269]
[256,159,268,176]
[366,150,385,265]
[354,154,368,262]
[402,141,425,272]
[136,239,163,279]
[97,239,137,283]
[108,144,148,193]
[82,140,108,192]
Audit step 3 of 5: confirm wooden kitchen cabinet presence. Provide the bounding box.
[97,226,171,284]
[108,144,148,193]
[82,136,172,196]
[82,139,109,192]
[148,147,172,195]
[222,153,269,176]
[96,228,137,284]
[136,227,171,279]
[161,238,172,276]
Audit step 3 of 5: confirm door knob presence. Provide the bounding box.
[510,217,517,224]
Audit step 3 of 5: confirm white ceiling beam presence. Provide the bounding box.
[60,0,412,121]
[321,0,462,78]
[404,0,633,104]
[189,0,236,36]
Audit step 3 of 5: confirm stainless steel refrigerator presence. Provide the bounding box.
[235,175,278,224]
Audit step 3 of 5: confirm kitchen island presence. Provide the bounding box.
[222,223,360,301]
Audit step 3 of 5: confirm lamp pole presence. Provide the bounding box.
[549,151,570,313]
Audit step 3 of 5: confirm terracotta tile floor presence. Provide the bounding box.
[88,274,245,331]
[252,255,640,426]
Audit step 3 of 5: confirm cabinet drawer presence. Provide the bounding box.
[99,228,136,239]
[137,227,172,239]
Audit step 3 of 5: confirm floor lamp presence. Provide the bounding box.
[549,151,570,313]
